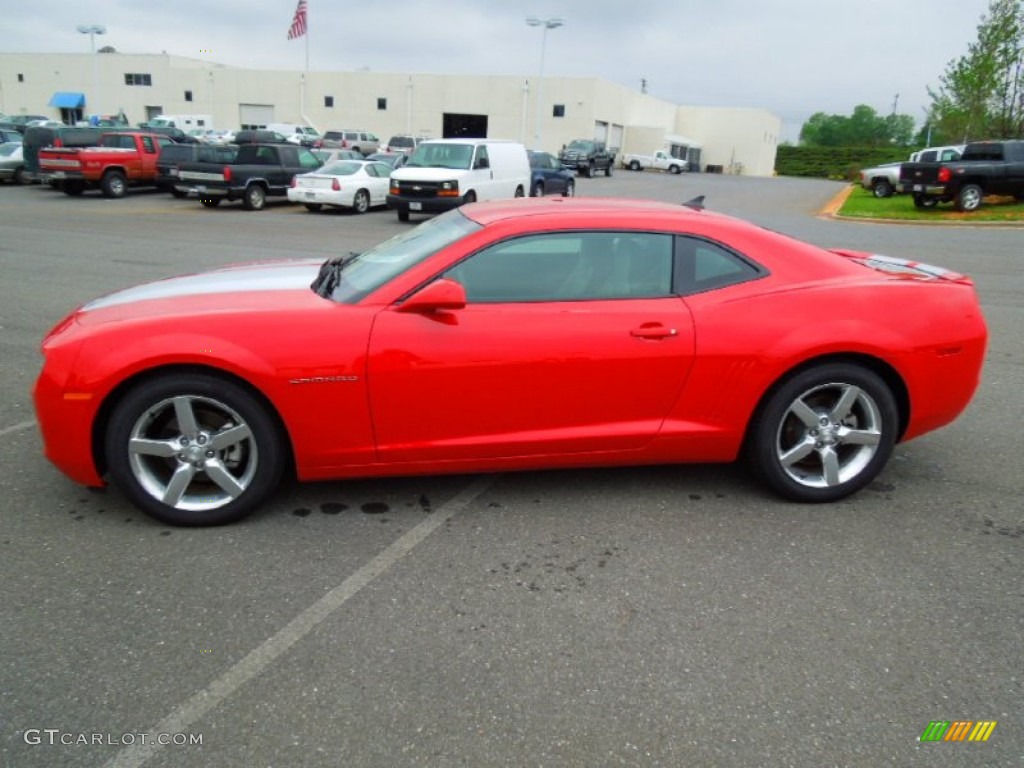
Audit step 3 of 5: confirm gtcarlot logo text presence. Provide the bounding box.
[23,729,203,746]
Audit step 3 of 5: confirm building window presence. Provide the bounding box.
[324,95,334,108]
[377,97,387,110]
[125,73,153,86]
[184,90,193,102]
[18,74,24,83]
[553,104,565,118]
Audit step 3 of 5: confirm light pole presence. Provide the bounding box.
[525,16,564,151]
[77,24,107,120]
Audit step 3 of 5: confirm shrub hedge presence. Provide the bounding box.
[775,146,914,180]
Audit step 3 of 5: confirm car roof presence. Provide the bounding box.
[460,197,715,227]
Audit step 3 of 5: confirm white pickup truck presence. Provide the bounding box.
[621,150,687,174]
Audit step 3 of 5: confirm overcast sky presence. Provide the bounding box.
[7,0,995,141]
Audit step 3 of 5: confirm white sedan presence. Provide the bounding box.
[287,160,392,213]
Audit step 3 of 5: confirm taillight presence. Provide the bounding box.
[223,166,232,182]
[290,176,297,188]
[938,167,951,183]
[331,178,341,191]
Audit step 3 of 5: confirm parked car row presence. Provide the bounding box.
[12,131,605,219]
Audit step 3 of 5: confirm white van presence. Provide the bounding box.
[266,123,320,147]
[386,139,530,221]
[149,114,213,130]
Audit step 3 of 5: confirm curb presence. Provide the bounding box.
[819,184,1024,227]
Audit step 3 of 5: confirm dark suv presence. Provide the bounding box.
[156,143,238,196]
[558,139,615,177]
[233,130,289,145]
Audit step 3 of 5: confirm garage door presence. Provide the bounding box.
[239,104,275,130]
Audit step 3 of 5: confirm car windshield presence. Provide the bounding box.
[322,209,481,304]
[405,143,473,169]
[568,140,594,151]
[320,161,361,176]
[0,143,20,157]
[389,137,413,148]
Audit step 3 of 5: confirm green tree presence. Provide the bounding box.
[799,105,915,147]
[927,0,1023,141]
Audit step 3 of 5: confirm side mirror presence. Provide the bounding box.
[396,278,467,313]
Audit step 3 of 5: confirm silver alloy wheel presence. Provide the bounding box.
[127,394,258,512]
[774,381,883,489]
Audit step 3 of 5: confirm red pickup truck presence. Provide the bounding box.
[39,132,173,198]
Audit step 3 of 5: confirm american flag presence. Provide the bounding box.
[287,0,307,40]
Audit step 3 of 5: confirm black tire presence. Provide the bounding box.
[101,170,127,199]
[562,179,575,197]
[746,363,898,503]
[63,181,85,196]
[463,190,477,204]
[304,203,323,212]
[954,183,983,212]
[605,163,612,177]
[397,208,410,222]
[532,180,545,197]
[242,184,267,211]
[629,160,641,171]
[585,163,595,178]
[104,373,285,526]
[669,164,682,175]
[912,194,937,209]
[200,198,221,208]
[514,185,525,198]
[352,190,370,213]
[872,179,894,198]
[13,167,26,185]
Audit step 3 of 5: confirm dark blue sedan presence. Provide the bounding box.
[528,151,575,197]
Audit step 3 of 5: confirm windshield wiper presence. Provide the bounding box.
[312,251,360,298]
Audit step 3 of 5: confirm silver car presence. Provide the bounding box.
[319,130,380,156]
[0,142,25,184]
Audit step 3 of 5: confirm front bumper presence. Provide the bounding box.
[386,194,463,214]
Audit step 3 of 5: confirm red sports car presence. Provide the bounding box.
[33,198,987,526]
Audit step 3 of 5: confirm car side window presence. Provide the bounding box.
[474,146,490,169]
[445,232,674,303]
[297,148,321,168]
[141,136,155,153]
[675,236,765,295]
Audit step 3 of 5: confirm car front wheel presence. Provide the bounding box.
[105,373,285,526]
[352,189,370,213]
[747,363,897,502]
[562,179,575,197]
[532,181,544,197]
[872,179,894,198]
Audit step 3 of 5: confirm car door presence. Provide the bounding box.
[365,162,391,205]
[366,230,695,463]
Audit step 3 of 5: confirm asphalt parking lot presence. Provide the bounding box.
[1,172,1021,767]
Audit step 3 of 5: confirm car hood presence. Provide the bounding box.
[81,259,324,313]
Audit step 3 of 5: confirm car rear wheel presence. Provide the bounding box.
[747,363,897,502]
[105,373,285,526]
[562,179,575,197]
[605,163,612,177]
[353,190,370,213]
[242,184,267,211]
[304,203,322,212]
[629,160,641,171]
[955,183,983,212]
[872,179,894,198]
[514,185,525,198]
[532,181,544,197]
[669,164,682,174]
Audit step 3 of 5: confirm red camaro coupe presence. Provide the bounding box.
[34,198,987,525]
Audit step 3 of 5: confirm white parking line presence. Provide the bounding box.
[0,420,37,437]
[104,475,495,768]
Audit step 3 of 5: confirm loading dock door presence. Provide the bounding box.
[239,104,275,129]
[443,113,488,139]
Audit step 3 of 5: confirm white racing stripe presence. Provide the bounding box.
[104,475,494,768]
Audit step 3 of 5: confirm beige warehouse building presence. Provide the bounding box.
[0,52,781,176]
